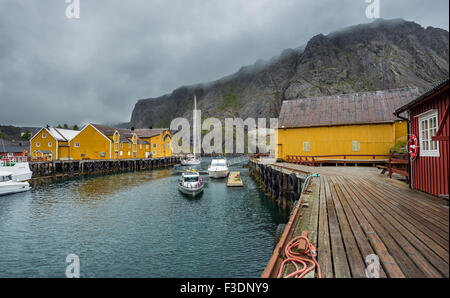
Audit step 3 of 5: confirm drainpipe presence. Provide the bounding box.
[396,112,413,189]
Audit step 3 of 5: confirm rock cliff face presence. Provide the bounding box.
[130,19,449,129]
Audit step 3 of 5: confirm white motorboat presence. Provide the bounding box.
[208,158,229,179]
[0,158,33,182]
[0,173,31,196]
[178,169,204,197]
[181,155,202,166]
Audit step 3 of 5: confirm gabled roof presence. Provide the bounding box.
[31,127,79,142]
[134,128,168,139]
[47,127,79,141]
[395,78,449,115]
[279,88,419,129]
[90,124,149,144]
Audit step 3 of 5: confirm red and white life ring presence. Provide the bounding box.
[408,134,419,161]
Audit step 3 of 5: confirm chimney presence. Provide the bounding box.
[148,126,153,129]
[131,127,135,131]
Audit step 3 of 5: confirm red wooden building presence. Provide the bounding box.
[0,140,30,158]
[395,79,449,198]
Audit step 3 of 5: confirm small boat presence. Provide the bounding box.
[0,173,31,196]
[208,158,229,179]
[0,158,33,182]
[178,169,204,197]
[180,154,202,166]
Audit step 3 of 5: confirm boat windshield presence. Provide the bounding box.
[184,176,199,182]
[0,175,12,182]
[212,160,227,167]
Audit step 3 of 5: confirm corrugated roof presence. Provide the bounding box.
[134,128,167,139]
[395,78,449,114]
[90,124,150,145]
[48,127,79,141]
[0,140,29,153]
[279,88,420,128]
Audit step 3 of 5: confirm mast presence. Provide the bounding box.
[193,95,197,157]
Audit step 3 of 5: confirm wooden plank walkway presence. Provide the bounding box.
[275,165,449,278]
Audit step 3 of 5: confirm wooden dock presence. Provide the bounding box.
[254,162,449,278]
[227,172,244,187]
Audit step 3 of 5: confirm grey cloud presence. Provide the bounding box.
[0,0,448,126]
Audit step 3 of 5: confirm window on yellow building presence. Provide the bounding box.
[140,144,142,149]
[163,144,166,149]
[153,144,157,148]
[42,133,46,138]
[128,143,131,148]
[134,152,137,157]
[146,145,149,149]
[121,143,123,148]
[74,143,80,148]
[153,151,157,155]
[120,151,123,156]
[352,141,361,152]
[36,142,40,147]
[100,152,106,157]
[303,142,310,153]
[48,142,52,147]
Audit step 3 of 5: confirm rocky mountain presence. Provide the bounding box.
[130,19,449,129]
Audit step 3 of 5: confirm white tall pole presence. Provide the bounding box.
[193,96,197,156]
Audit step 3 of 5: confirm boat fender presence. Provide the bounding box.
[288,174,298,193]
[289,191,298,203]
[273,224,287,250]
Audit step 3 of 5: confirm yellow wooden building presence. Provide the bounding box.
[135,128,173,158]
[70,124,173,160]
[30,124,173,161]
[30,126,79,161]
[276,88,420,161]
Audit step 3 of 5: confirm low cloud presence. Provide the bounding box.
[0,0,448,126]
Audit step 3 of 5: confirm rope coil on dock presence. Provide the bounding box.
[277,235,322,279]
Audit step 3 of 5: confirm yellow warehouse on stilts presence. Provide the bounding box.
[276,88,420,163]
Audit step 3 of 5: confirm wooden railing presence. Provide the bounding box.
[388,154,409,181]
[286,154,391,166]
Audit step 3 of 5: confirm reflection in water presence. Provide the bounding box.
[0,162,287,278]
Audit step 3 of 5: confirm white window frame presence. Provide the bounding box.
[153,144,157,148]
[418,110,440,157]
[36,142,40,147]
[74,142,80,148]
[302,141,310,153]
[48,142,52,147]
[42,133,46,138]
[153,151,157,155]
[352,141,361,152]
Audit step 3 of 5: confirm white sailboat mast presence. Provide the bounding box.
[193,95,197,157]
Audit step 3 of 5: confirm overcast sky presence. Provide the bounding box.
[0,0,448,127]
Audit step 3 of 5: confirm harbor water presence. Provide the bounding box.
[0,160,288,277]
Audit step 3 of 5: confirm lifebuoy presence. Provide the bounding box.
[408,134,419,161]
[22,149,28,156]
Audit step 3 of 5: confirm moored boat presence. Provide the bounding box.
[0,157,33,182]
[208,158,229,179]
[178,169,204,197]
[0,172,31,196]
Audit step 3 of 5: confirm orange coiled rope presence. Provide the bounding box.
[277,236,322,278]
